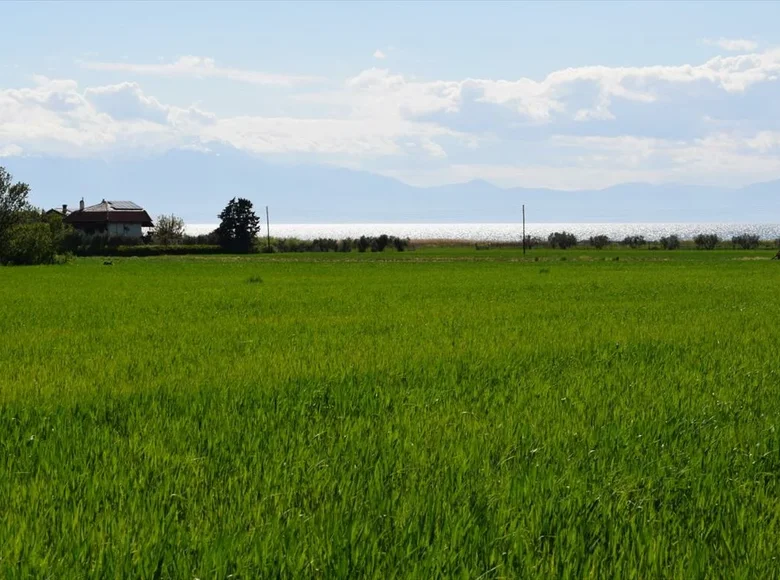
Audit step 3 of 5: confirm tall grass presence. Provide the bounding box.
[1,250,780,576]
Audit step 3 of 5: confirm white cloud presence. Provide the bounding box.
[84,82,216,128]
[292,48,780,131]
[344,68,462,117]
[0,76,457,160]
[79,49,780,130]
[81,56,324,86]
[703,38,759,52]
[200,115,456,158]
[0,144,23,157]
[5,46,780,189]
[84,82,169,123]
[464,49,780,123]
[373,50,387,60]
[0,77,194,156]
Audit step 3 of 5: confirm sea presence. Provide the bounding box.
[185,223,780,242]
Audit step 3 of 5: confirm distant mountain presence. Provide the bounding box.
[3,147,778,223]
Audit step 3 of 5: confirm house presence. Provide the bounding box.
[46,204,73,217]
[63,199,154,238]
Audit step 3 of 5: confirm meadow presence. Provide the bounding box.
[2,248,780,577]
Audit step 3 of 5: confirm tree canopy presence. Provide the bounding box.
[0,167,31,238]
[216,198,260,253]
[154,214,186,245]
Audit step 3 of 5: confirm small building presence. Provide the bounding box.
[64,200,154,238]
[46,204,72,217]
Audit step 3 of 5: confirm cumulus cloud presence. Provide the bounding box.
[83,81,217,128]
[81,56,323,86]
[463,49,780,124]
[0,77,203,156]
[373,50,387,60]
[5,47,780,188]
[84,82,169,123]
[703,38,759,52]
[293,48,780,133]
[0,75,456,161]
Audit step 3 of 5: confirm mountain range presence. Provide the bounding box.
[3,146,779,223]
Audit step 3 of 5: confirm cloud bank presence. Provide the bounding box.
[2,48,780,189]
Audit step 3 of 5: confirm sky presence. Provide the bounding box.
[2,1,780,191]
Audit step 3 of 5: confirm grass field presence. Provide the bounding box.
[2,249,780,577]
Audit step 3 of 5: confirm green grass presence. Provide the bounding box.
[2,249,780,577]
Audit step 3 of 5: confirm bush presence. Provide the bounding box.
[310,238,339,252]
[548,231,577,249]
[52,252,74,265]
[254,235,408,254]
[622,235,646,248]
[660,235,681,250]
[59,232,149,256]
[1,222,56,265]
[589,235,610,249]
[357,236,371,253]
[371,234,390,252]
[694,233,720,250]
[392,237,409,252]
[271,237,303,253]
[337,238,354,252]
[183,230,220,245]
[731,233,760,250]
[523,235,542,250]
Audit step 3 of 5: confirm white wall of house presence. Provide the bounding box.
[107,223,144,238]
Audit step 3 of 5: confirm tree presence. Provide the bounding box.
[523,235,542,250]
[357,236,370,253]
[1,222,55,265]
[694,233,720,250]
[154,214,186,245]
[216,198,260,253]
[622,235,646,248]
[589,235,610,249]
[660,235,681,250]
[548,231,577,249]
[0,167,31,250]
[731,233,760,250]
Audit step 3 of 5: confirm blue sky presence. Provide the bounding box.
[3,1,780,190]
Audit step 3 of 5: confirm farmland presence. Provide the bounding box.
[2,249,780,577]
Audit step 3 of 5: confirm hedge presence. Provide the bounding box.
[109,245,224,257]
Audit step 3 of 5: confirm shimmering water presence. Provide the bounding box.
[186,223,780,242]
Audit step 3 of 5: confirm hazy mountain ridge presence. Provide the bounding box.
[4,147,778,223]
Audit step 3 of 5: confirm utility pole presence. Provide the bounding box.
[266,206,271,251]
[522,204,526,256]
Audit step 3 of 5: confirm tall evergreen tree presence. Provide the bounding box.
[216,197,260,253]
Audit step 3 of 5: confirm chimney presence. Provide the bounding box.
[62,204,68,215]
[79,198,85,211]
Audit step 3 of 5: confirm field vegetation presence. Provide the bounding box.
[2,249,780,576]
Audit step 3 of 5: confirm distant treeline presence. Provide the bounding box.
[549,232,776,250]
[446,232,779,251]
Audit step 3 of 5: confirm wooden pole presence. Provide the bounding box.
[266,206,271,250]
[522,204,526,256]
